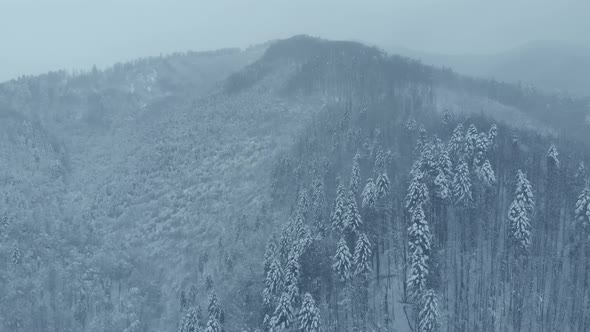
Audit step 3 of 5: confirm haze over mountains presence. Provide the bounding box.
[390,40,590,97]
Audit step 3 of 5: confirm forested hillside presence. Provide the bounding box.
[1,35,590,332]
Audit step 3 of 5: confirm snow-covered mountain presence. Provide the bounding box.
[1,35,590,332]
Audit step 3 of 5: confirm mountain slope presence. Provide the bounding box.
[1,35,590,332]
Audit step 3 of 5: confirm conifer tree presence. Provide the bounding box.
[434,146,452,200]
[12,244,21,265]
[207,291,221,321]
[476,159,496,187]
[361,178,377,210]
[298,293,321,332]
[488,124,497,149]
[448,124,464,158]
[547,144,560,169]
[331,182,348,231]
[376,172,390,202]
[350,152,361,196]
[515,170,535,213]
[406,169,429,213]
[508,170,535,252]
[464,124,478,159]
[473,132,489,168]
[264,235,278,272]
[311,177,327,233]
[344,190,362,234]
[204,317,221,332]
[407,206,432,299]
[263,257,283,306]
[574,186,590,242]
[333,237,352,282]
[418,289,440,332]
[452,158,472,206]
[270,292,295,330]
[298,189,310,219]
[179,307,202,332]
[284,251,301,305]
[354,232,372,276]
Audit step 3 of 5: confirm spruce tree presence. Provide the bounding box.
[452,158,472,207]
[354,232,373,276]
[179,307,202,332]
[488,124,497,149]
[298,293,321,332]
[407,206,432,299]
[344,190,362,234]
[331,182,348,231]
[284,251,301,305]
[311,177,327,233]
[464,124,478,159]
[263,257,283,306]
[270,292,295,330]
[515,170,535,213]
[418,289,440,332]
[350,152,361,196]
[361,178,377,210]
[207,291,221,321]
[333,237,352,282]
[376,172,390,202]
[547,144,560,169]
[508,170,535,253]
[574,186,590,242]
[204,317,221,332]
[448,124,464,159]
[297,189,310,219]
[406,169,429,213]
[477,159,496,187]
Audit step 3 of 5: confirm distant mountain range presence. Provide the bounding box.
[389,40,590,97]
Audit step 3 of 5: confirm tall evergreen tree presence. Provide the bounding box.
[179,307,202,332]
[298,293,321,332]
[448,124,464,158]
[547,144,560,169]
[464,124,478,159]
[452,158,472,207]
[418,289,440,332]
[376,172,390,202]
[263,257,283,306]
[311,177,327,233]
[350,152,361,196]
[270,292,295,330]
[353,232,373,276]
[406,169,429,213]
[407,206,432,299]
[488,124,497,149]
[331,182,348,231]
[476,159,496,187]
[333,237,352,282]
[207,291,221,321]
[574,186,590,243]
[344,190,362,234]
[361,178,377,210]
[515,170,535,213]
[508,170,535,253]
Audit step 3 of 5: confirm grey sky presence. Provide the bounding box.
[1,0,589,82]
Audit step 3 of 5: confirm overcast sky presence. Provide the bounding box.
[1,0,589,82]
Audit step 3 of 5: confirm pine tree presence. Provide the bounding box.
[354,232,373,276]
[406,169,429,213]
[298,189,310,219]
[311,177,327,233]
[361,178,377,210]
[547,144,560,169]
[508,170,535,253]
[407,206,432,299]
[448,124,464,158]
[207,291,221,321]
[476,159,496,187]
[515,170,535,213]
[179,307,202,332]
[344,190,362,234]
[434,146,452,200]
[12,244,21,265]
[333,237,352,282]
[464,124,478,159]
[418,289,440,332]
[374,147,386,177]
[574,186,590,243]
[264,235,278,272]
[473,132,489,168]
[452,158,472,206]
[263,257,283,306]
[270,292,295,330]
[488,124,497,149]
[204,317,221,332]
[508,199,531,253]
[350,152,361,196]
[376,172,390,202]
[331,182,348,231]
[284,251,300,305]
[298,293,321,332]
[417,126,428,153]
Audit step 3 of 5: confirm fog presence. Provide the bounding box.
[1,0,589,82]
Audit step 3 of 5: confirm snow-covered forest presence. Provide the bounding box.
[2,35,590,332]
